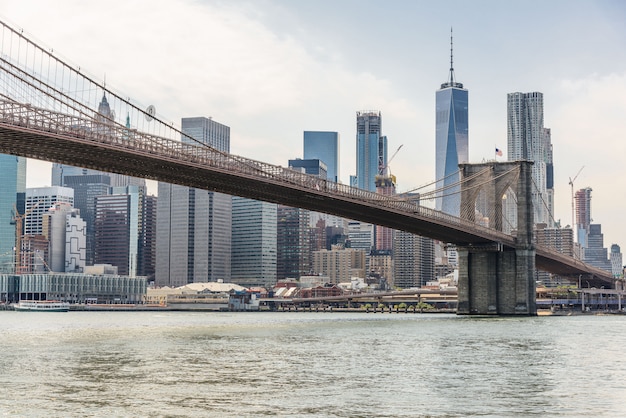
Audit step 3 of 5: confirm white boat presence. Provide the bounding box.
[13,300,70,312]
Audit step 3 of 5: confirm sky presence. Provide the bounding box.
[1,0,626,249]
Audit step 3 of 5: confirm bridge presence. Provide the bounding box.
[0,20,616,315]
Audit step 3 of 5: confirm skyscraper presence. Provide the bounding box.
[155,116,231,287]
[63,174,111,266]
[231,196,277,288]
[303,131,340,183]
[435,31,468,216]
[0,154,26,272]
[575,187,592,248]
[94,186,143,277]
[277,205,310,280]
[25,186,74,236]
[356,111,387,192]
[507,91,553,226]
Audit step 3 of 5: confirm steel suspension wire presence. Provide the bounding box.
[395,166,492,202]
[530,175,559,227]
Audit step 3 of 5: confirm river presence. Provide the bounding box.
[0,311,624,417]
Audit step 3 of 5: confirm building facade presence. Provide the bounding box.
[356,111,386,192]
[435,39,468,216]
[303,131,340,182]
[155,116,232,287]
[231,196,277,288]
[507,92,554,226]
[42,203,86,273]
[312,247,366,283]
[94,186,143,277]
[575,187,592,248]
[277,205,310,280]
[393,230,435,288]
[0,154,26,273]
[62,174,111,265]
[25,187,74,236]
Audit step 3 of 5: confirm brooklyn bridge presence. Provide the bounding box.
[0,20,616,315]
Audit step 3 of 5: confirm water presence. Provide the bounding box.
[1,311,625,417]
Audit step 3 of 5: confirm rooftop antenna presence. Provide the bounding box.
[449,27,455,85]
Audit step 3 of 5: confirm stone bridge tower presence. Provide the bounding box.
[456,160,536,315]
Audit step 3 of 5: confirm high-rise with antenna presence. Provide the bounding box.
[435,28,468,216]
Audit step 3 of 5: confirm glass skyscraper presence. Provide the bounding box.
[435,39,468,216]
[303,131,340,182]
[0,154,26,272]
[231,196,277,288]
[356,111,387,192]
[155,117,231,287]
[507,92,553,226]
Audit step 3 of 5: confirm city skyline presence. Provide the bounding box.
[2,0,625,248]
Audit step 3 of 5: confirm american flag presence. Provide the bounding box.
[495,148,503,157]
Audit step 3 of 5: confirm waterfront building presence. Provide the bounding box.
[312,247,366,283]
[0,154,26,273]
[356,111,387,192]
[435,31,468,216]
[231,197,277,288]
[155,116,231,287]
[393,230,435,288]
[303,131,340,182]
[42,203,86,273]
[94,186,143,277]
[507,91,554,226]
[25,186,74,236]
[277,205,310,280]
[0,273,146,304]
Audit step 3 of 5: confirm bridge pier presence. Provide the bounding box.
[457,161,536,315]
[457,247,536,315]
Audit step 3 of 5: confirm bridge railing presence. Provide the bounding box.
[0,98,516,246]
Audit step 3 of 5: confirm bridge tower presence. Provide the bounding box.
[457,160,536,315]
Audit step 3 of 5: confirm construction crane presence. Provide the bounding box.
[377,144,404,185]
[568,166,584,236]
[12,202,39,274]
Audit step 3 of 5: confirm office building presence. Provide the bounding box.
[156,116,232,287]
[231,196,277,288]
[435,33,468,216]
[610,244,623,279]
[25,187,74,236]
[507,91,554,226]
[288,159,328,179]
[583,224,611,272]
[393,230,435,288]
[94,186,143,277]
[312,247,366,283]
[575,187,592,248]
[139,194,157,282]
[277,205,310,280]
[62,174,111,265]
[0,154,26,273]
[42,202,86,273]
[303,131,340,182]
[356,111,387,192]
